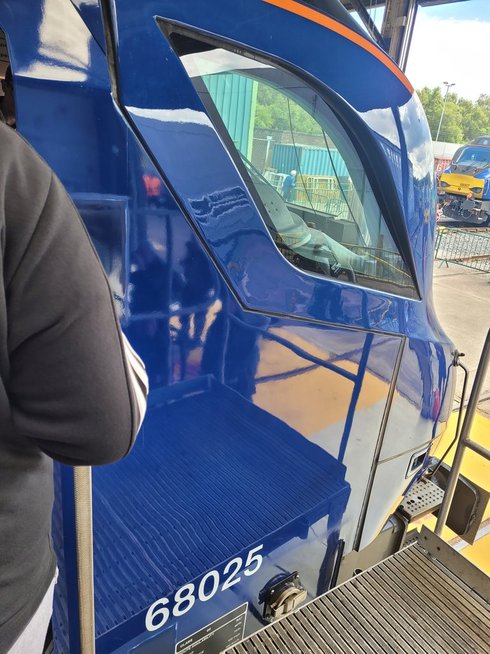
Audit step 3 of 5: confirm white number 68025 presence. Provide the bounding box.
[145,544,264,632]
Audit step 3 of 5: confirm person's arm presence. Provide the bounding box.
[4,132,147,465]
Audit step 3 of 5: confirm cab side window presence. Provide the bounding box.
[170,33,416,298]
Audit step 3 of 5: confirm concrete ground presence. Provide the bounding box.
[432,263,490,410]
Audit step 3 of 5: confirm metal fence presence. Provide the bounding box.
[434,227,490,272]
[263,170,352,219]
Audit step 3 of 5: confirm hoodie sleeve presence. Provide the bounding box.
[3,131,147,465]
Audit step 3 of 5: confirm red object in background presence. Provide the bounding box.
[435,157,452,174]
[143,174,163,198]
[434,157,451,175]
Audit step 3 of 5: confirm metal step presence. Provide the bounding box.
[397,477,445,521]
[225,526,490,654]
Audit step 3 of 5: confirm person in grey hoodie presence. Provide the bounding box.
[0,121,148,653]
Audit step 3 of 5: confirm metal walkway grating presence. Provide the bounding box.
[226,527,490,654]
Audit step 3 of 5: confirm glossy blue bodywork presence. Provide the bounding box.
[0,1,455,652]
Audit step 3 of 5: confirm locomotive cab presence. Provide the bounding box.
[0,1,455,652]
[439,141,490,225]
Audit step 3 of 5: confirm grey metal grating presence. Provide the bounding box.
[226,527,489,654]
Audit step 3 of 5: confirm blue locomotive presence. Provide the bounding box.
[0,1,454,652]
[439,137,490,225]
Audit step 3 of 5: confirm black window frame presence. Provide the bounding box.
[160,19,421,299]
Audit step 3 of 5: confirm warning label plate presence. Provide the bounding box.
[175,604,247,654]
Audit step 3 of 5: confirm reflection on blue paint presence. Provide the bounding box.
[0,1,455,652]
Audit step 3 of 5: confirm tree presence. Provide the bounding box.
[417,87,490,143]
[467,95,490,139]
[437,101,463,143]
[254,84,321,135]
[418,86,443,135]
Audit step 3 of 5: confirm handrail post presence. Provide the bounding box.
[435,329,490,536]
[74,466,96,654]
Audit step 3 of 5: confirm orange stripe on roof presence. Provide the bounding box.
[262,0,414,94]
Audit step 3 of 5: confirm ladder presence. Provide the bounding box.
[226,330,490,654]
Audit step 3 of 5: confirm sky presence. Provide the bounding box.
[368,0,490,101]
